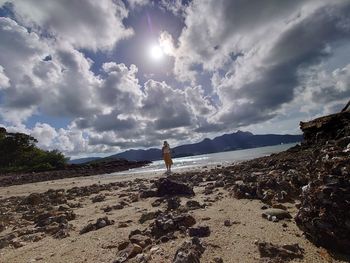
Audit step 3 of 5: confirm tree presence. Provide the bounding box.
[0,127,67,172]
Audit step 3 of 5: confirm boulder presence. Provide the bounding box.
[156,178,195,197]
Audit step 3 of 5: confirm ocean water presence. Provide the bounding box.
[115,143,298,175]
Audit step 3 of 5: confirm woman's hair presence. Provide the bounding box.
[164,141,169,146]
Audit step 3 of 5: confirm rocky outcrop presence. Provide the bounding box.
[296,110,350,253]
[295,161,350,253]
[300,111,350,145]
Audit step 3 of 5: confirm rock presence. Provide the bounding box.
[300,111,350,145]
[262,209,291,220]
[167,197,181,210]
[118,222,129,228]
[129,234,152,248]
[150,246,160,254]
[214,180,225,188]
[295,173,350,253]
[151,198,163,207]
[21,193,43,206]
[271,203,287,210]
[203,184,215,195]
[139,211,161,224]
[0,233,17,249]
[10,238,26,248]
[118,241,130,251]
[173,237,205,263]
[134,253,150,263]
[102,206,113,212]
[224,220,232,227]
[174,214,196,228]
[148,213,196,239]
[160,235,170,243]
[257,242,304,261]
[213,256,224,263]
[91,194,105,203]
[186,200,202,210]
[129,193,139,202]
[114,204,124,210]
[80,217,114,234]
[156,178,195,197]
[188,226,210,237]
[115,243,143,263]
[140,190,157,198]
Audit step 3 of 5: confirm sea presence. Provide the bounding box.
[114,143,298,175]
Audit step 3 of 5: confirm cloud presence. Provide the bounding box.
[296,63,350,115]
[185,86,216,116]
[158,0,188,17]
[99,63,142,111]
[0,65,10,89]
[173,0,350,129]
[31,122,58,149]
[5,0,133,51]
[0,17,103,121]
[142,80,193,130]
[1,0,350,157]
[127,0,149,10]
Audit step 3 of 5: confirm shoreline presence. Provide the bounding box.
[0,164,220,197]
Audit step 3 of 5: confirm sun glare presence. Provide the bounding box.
[150,45,163,60]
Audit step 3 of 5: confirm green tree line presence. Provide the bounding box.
[0,127,68,173]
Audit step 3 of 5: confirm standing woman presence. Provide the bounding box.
[162,141,173,173]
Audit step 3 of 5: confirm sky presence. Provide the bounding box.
[0,0,349,158]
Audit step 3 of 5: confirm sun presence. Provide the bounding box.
[150,45,164,60]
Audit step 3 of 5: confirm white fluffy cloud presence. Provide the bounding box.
[8,0,133,51]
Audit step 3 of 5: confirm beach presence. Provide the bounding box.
[1,141,349,263]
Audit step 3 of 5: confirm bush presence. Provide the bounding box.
[32,163,55,172]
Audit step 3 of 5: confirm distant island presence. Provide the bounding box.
[70,131,303,164]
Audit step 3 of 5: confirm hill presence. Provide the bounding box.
[70,131,302,163]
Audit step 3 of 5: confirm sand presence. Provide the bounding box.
[0,165,349,263]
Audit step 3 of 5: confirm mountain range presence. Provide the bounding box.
[69,131,303,164]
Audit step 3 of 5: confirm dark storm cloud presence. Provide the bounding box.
[217,1,350,126]
[92,115,137,132]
